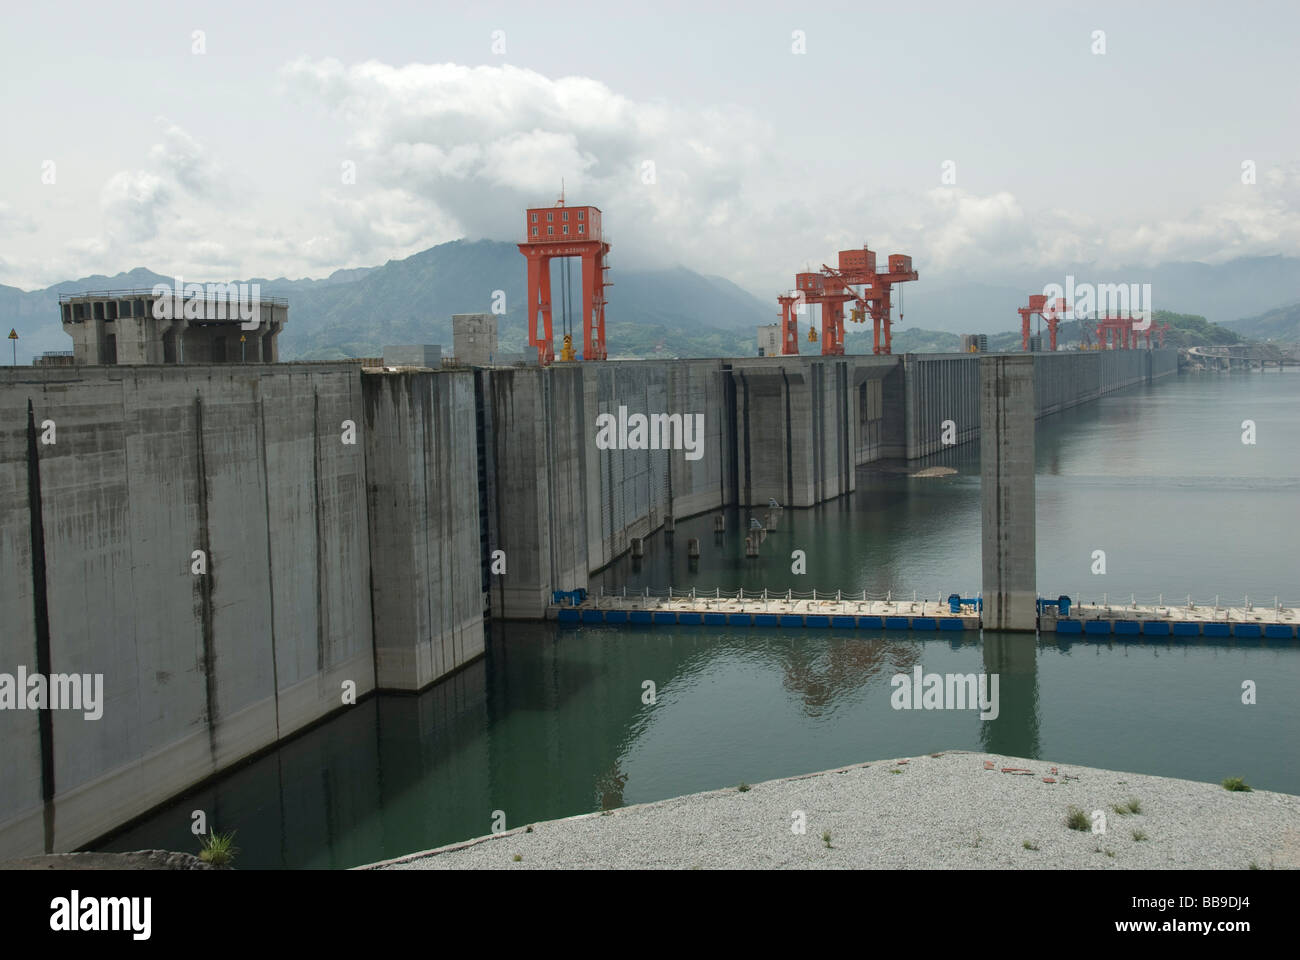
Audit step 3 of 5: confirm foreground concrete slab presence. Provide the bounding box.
[364,752,1300,870]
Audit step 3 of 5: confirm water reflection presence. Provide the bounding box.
[980,634,1041,758]
[778,636,920,715]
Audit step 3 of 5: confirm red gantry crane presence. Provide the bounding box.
[1096,315,1146,350]
[518,192,611,366]
[1093,316,1169,350]
[777,245,918,356]
[1018,295,1069,351]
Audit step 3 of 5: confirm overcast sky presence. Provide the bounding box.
[2,1,1298,296]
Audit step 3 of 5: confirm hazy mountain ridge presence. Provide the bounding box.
[2,242,1294,364]
[1224,301,1300,343]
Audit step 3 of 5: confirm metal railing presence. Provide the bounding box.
[595,585,965,604]
[58,288,289,307]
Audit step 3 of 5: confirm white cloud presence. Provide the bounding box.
[100,170,171,242]
[1102,163,1300,266]
[3,61,1299,296]
[149,119,222,197]
[0,201,37,235]
[279,58,777,271]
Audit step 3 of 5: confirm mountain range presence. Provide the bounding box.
[3,242,1297,364]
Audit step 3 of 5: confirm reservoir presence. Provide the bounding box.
[99,370,1300,868]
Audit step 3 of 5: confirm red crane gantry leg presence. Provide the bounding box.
[778,294,801,354]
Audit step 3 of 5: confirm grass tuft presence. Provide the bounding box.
[512,853,522,862]
[1065,806,1091,831]
[1132,829,1148,842]
[1023,840,1039,851]
[1222,777,1252,792]
[737,782,751,792]
[198,829,239,867]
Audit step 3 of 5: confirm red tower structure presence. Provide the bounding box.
[1018,295,1068,351]
[839,250,918,356]
[1095,315,1147,350]
[776,246,918,356]
[518,199,610,365]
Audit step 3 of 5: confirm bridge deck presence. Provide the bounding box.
[547,593,1300,637]
[548,595,980,630]
[1045,602,1300,638]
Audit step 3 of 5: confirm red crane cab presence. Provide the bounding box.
[837,248,877,275]
[524,205,602,243]
[796,272,825,295]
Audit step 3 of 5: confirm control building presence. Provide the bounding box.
[58,287,288,365]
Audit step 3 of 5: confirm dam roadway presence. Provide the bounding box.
[0,347,1175,859]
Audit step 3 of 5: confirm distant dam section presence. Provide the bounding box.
[0,348,1174,858]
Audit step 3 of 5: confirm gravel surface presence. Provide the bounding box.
[366,752,1300,870]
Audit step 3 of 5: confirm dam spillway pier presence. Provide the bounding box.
[980,355,1037,632]
[0,347,1176,859]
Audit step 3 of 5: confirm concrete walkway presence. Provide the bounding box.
[364,752,1300,870]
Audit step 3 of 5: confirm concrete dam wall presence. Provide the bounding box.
[481,356,902,617]
[0,348,1177,858]
[0,364,480,859]
[903,349,1176,457]
[363,371,484,692]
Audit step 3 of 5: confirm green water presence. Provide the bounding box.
[101,371,1300,868]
